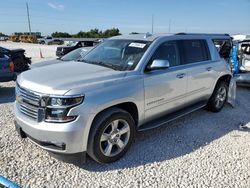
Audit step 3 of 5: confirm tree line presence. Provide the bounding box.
[51,28,120,38]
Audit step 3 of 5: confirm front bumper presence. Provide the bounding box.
[15,121,87,164]
[0,72,16,82]
[14,101,95,155]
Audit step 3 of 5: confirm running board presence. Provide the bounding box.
[138,101,207,132]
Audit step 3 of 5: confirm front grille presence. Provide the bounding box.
[17,85,40,106]
[19,103,38,120]
[16,84,42,121]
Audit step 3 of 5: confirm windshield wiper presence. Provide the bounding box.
[81,59,120,71]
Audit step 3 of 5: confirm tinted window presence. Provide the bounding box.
[80,41,94,47]
[213,39,232,60]
[179,40,210,64]
[150,41,180,67]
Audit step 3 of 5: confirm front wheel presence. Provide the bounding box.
[206,81,228,112]
[87,108,135,163]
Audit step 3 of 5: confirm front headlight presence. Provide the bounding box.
[45,96,84,123]
[48,97,83,107]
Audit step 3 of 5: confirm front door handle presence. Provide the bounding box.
[206,67,212,71]
[176,73,185,79]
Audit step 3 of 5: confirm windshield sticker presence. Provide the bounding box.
[129,43,146,48]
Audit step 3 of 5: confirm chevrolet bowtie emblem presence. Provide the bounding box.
[16,95,22,103]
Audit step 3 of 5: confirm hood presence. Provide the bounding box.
[17,61,126,95]
[30,59,62,69]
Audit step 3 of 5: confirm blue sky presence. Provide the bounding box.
[0,0,249,36]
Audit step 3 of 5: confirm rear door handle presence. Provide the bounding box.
[206,67,212,71]
[176,73,185,79]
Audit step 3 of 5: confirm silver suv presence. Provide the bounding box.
[14,33,236,164]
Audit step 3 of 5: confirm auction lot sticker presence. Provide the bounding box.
[129,43,146,48]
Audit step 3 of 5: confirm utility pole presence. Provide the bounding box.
[26,2,31,35]
[151,14,154,34]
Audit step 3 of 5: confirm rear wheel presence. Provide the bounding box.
[206,81,228,112]
[87,108,135,163]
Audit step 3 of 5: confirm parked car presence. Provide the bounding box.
[31,47,93,68]
[47,39,64,45]
[0,47,31,72]
[231,40,250,87]
[14,33,236,164]
[238,40,250,72]
[56,40,97,57]
[0,53,15,82]
[0,36,8,41]
[38,37,64,45]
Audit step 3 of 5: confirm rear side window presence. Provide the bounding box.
[179,40,210,64]
[213,39,232,60]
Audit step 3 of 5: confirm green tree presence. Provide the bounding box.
[52,28,121,38]
[102,28,120,38]
[51,32,72,38]
[0,32,7,37]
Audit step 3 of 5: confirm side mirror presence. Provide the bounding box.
[150,59,170,70]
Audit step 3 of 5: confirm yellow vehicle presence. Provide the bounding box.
[9,35,20,42]
[27,35,37,43]
[19,35,29,43]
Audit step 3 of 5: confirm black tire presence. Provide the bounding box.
[87,107,136,163]
[206,81,228,112]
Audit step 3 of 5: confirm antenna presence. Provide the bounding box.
[26,2,31,35]
[151,14,154,34]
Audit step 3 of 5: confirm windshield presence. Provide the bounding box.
[60,47,90,61]
[82,39,150,71]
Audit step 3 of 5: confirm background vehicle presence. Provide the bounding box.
[14,33,235,164]
[238,40,250,72]
[31,47,92,68]
[0,47,31,72]
[19,35,37,43]
[231,40,250,87]
[9,35,20,42]
[38,37,63,45]
[47,39,64,45]
[0,53,15,82]
[0,36,8,41]
[56,40,97,57]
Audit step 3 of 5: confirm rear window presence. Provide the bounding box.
[179,40,210,64]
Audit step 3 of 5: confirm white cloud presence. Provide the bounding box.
[48,2,65,11]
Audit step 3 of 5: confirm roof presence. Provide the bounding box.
[110,33,171,41]
[110,33,231,42]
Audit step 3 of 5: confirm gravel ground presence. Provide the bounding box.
[0,80,250,188]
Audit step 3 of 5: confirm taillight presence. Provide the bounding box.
[9,62,14,72]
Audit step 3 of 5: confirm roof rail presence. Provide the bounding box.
[175,33,230,36]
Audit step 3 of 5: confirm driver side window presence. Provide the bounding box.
[148,41,180,69]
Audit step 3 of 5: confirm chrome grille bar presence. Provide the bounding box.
[16,84,41,121]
